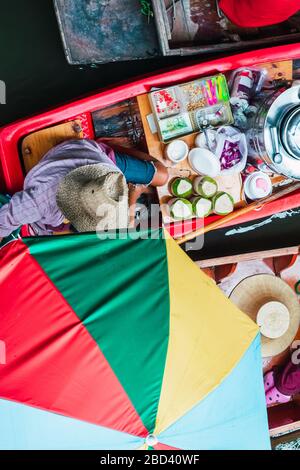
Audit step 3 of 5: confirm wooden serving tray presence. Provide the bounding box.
[137,81,290,232]
[137,93,245,222]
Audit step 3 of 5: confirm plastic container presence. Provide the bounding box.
[194,130,217,151]
[165,139,189,163]
[243,171,273,201]
[215,126,248,175]
[188,148,221,177]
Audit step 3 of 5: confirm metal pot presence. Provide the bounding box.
[247,85,300,179]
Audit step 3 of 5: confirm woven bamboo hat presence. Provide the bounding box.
[57,164,129,232]
[230,274,300,357]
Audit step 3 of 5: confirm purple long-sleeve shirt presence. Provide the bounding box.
[0,139,119,237]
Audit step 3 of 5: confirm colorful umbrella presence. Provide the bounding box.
[0,229,270,450]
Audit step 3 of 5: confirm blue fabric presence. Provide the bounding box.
[0,400,142,450]
[158,334,271,450]
[115,153,155,184]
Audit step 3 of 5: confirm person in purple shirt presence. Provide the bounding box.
[0,139,168,240]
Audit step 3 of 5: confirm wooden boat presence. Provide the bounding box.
[153,0,300,57]
[197,244,300,438]
[1,43,300,239]
[1,43,299,446]
[54,0,300,64]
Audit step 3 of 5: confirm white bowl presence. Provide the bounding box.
[194,130,217,151]
[188,148,221,177]
[244,172,272,201]
[165,139,189,163]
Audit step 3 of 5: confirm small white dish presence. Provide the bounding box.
[165,139,189,163]
[194,130,217,151]
[244,171,272,201]
[257,301,290,339]
[188,147,221,178]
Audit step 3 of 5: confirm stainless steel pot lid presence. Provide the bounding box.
[281,106,300,160]
[264,85,300,179]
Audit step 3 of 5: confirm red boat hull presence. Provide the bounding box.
[1,44,300,236]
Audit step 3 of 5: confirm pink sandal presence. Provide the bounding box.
[264,370,275,392]
[265,385,291,407]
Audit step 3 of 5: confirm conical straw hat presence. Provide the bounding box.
[230,274,300,357]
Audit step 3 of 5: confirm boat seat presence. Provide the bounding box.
[21,120,83,173]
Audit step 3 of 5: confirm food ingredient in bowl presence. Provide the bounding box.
[193,176,218,198]
[244,172,272,200]
[168,198,193,220]
[191,196,213,218]
[170,177,193,198]
[165,139,189,163]
[212,191,235,215]
[220,140,242,170]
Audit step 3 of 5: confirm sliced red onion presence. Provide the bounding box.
[220,140,242,170]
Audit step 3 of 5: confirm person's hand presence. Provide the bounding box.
[0,238,3,244]
[128,183,151,202]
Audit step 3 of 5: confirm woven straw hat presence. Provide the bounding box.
[57,164,129,232]
[230,274,300,357]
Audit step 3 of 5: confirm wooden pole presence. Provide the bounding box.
[176,182,300,245]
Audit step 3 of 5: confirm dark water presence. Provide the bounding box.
[0,0,300,259]
[0,0,192,126]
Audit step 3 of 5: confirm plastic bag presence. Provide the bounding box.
[215,126,248,175]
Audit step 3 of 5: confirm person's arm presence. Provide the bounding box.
[150,161,169,187]
[98,141,154,162]
[0,189,43,238]
[105,143,169,187]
